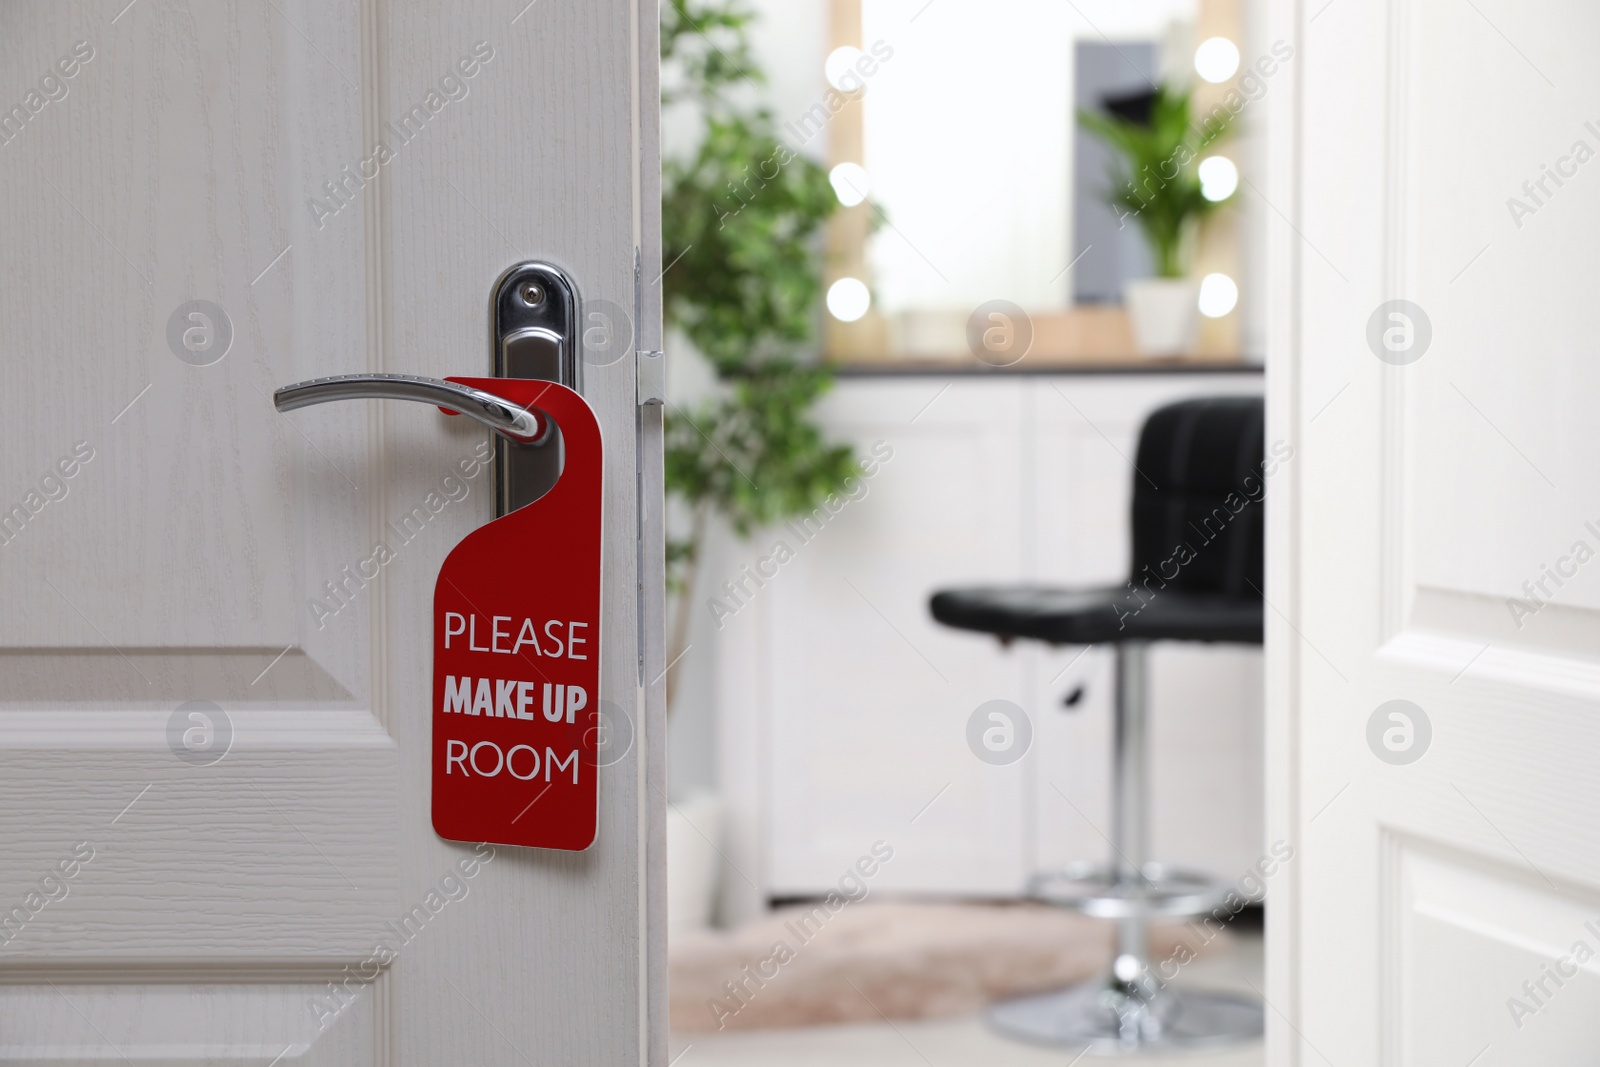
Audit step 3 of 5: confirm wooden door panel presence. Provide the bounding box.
[0,983,376,1065]
[0,0,662,1062]
[1392,841,1600,1066]
[0,719,397,958]
[1273,0,1600,1059]
[0,0,394,985]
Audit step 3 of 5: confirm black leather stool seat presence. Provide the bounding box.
[930,395,1266,649]
[930,586,1263,645]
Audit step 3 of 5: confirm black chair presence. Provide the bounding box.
[930,395,1266,1053]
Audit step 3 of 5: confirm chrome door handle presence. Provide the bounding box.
[273,373,550,444]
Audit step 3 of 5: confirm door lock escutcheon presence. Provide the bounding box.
[491,261,579,515]
[272,261,580,517]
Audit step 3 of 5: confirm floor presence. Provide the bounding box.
[668,931,1264,1066]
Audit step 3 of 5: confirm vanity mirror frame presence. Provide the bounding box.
[822,0,1252,368]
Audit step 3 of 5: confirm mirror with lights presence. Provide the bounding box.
[824,0,1263,366]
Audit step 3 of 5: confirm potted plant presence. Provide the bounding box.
[1079,85,1233,356]
[660,0,860,930]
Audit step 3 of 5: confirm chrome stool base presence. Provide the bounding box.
[1029,861,1233,920]
[987,976,1263,1055]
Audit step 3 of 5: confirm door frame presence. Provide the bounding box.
[1261,0,1303,1061]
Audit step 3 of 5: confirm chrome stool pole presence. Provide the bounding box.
[1111,641,1150,994]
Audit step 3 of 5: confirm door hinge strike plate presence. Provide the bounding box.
[637,349,665,407]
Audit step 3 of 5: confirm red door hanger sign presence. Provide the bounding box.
[432,378,602,851]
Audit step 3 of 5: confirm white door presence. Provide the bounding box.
[0,2,664,1063]
[1268,0,1600,1063]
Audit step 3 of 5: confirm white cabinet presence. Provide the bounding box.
[711,370,1265,919]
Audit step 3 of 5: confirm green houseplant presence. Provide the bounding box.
[1078,84,1233,355]
[661,0,859,709]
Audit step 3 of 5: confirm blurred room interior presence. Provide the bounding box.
[662,0,1272,1060]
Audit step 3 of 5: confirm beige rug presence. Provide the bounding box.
[670,900,1224,1033]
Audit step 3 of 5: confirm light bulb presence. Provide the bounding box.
[829,163,871,206]
[1198,273,1239,318]
[1199,156,1239,201]
[825,47,867,91]
[1194,38,1241,83]
[827,278,871,322]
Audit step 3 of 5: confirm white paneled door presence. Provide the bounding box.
[1268,0,1600,1063]
[0,2,663,1064]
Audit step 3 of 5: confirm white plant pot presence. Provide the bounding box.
[667,792,724,936]
[1125,277,1201,357]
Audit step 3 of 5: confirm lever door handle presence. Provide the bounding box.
[273,373,549,444]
